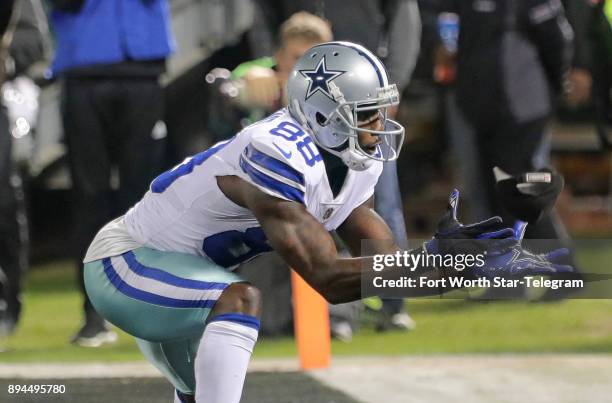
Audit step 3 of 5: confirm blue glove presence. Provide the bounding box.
[474,221,574,279]
[425,189,515,255]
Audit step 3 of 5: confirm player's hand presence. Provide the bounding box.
[425,189,515,255]
[474,221,574,279]
[564,68,592,107]
[237,66,280,109]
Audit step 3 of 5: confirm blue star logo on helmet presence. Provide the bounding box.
[299,56,345,100]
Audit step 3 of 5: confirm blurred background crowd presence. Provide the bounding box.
[0,0,610,348]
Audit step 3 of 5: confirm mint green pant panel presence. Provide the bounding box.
[136,337,200,394]
[83,247,243,394]
[84,259,206,341]
[84,247,242,341]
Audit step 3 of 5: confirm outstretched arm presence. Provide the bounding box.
[217,175,444,303]
[336,196,399,256]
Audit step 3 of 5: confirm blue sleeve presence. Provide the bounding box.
[239,143,306,204]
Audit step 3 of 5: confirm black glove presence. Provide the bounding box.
[50,0,85,13]
[494,166,564,224]
[425,189,515,256]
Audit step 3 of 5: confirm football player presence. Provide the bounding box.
[82,42,570,403]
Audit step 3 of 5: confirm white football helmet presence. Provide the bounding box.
[287,41,405,171]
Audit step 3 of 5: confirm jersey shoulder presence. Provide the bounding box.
[352,159,383,204]
[364,158,384,182]
[237,109,325,204]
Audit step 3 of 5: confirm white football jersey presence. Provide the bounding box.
[85,109,382,268]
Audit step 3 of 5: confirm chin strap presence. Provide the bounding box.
[340,138,373,171]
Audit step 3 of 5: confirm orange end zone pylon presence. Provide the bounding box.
[291,270,331,370]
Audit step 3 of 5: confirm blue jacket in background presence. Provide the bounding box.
[51,0,175,76]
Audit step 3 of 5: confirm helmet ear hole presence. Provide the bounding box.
[315,112,327,126]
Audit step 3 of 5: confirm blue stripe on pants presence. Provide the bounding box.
[103,258,220,309]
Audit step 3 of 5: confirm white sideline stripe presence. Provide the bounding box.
[109,256,224,302]
[0,359,300,379]
[4,355,612,403]
[311,354,612,403]
[0,363,162,379]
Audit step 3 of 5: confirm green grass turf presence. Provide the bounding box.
[1,242,611,362]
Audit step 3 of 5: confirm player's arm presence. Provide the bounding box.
[218,175,445,303]
[335,195,475,295]
[336,196,400,256]
[218,175,356,302]
[220,176,574,302]
[524,0,573,94]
